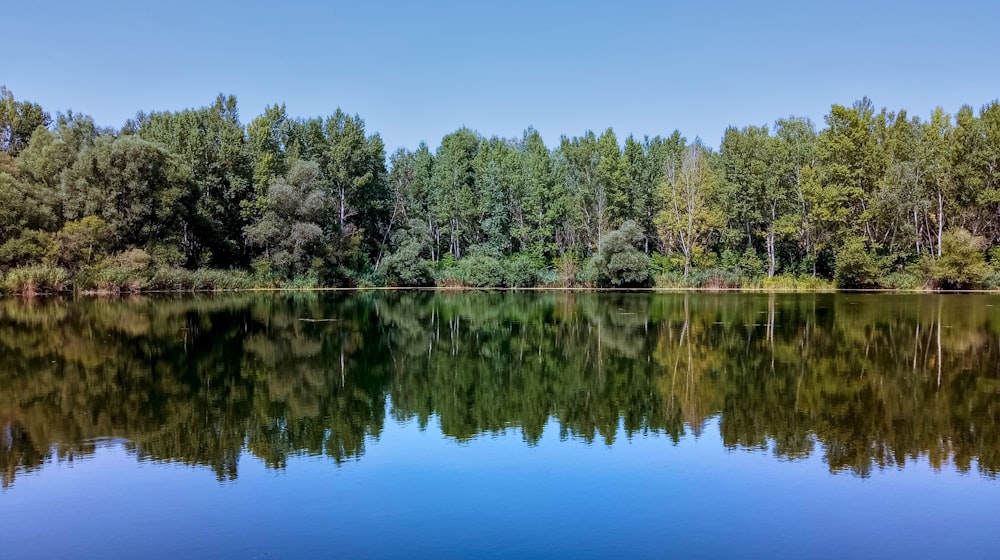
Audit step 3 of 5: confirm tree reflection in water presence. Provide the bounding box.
[2,292,998,487]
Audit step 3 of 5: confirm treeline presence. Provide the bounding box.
[3,292,998,485]
[2,86,1000,292]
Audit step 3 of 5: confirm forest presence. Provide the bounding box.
[2,85,999,292]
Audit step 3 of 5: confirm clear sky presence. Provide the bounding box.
[4,0,999,152]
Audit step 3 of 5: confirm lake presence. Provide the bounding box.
[1,292,998,559]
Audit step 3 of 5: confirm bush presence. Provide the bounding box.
[757,274,835,291]
[834,238,881,289]
[503,254,544,288]
[1,265,70,295]
[553,253,580,287]
[279,274,320,290]
[687,267,743,289]
[649,253,683,276]
[0,230,54,270]
[984,269,1000,290]
[52,216,110,271]
[931,228,991,289]
[457,254,506,287]
[880,270,923,290]
[590,221,651,287]
[381,239,434,287]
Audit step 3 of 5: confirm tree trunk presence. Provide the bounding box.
[937,190,944,257]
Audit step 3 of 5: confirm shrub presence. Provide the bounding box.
[553,252,580,287]
[381,239,435,287]
[52,216,110,271]
[649,253,683,276]
[1,265,70,295]
[280,274,320,290]
[929,228,991,289]
[590,221,651,287]
[0,230,54,270]
[834,238,881,289]
[457,254,506,287]
[757,274,835,291]
[504,254,543,288]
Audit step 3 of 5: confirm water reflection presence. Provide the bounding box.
[2,292,999,487]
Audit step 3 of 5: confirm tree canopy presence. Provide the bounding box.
[2,85,999,291]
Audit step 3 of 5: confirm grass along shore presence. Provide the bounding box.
[7,262,1000,296]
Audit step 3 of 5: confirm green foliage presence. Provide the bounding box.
[880,270,924,290]
[0,86,51,155]
[137,95,252,267]
[381,238,434,287]
[834,238,882,288]
[757,275,835,291]
[0,230,54,270]
[62,135,197,257]
[244,161,330,278]
[3,84,1000,291]
[931,228,991,289]
[456,254,506,288]
[0,171,55,238]
[649,252,683,276]
[590,220,652,287]
[1,265,69,295]
[552,252,580,287]
[503,253,544,288]
[51,216,110,271]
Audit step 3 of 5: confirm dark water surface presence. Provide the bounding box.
[1,292,998,558]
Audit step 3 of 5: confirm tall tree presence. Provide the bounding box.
[518,128,566,259]
[317,109,389,266]
[247,104,291,205]
[773,116,819,272]
[657,140,720,277]
[430,128,479,259]
[473,137,520,256]
[137,94,253,267]
[918,108,953,257]
[61,136,198,259]
[0,87,51,156]
[557,131,603,254]
[244,160,330,277]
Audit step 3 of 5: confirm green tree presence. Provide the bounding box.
[817,99,883,248]
[591,220,651,286]
[380,220,434,287]
[517,128,566,260]
[773,117,819,273]
[247,104,291,207]
[624,133,679,253]
[918,107,954,257]
[431,128,480,259]
[657,140,720,277]
[473,137,520,256]
[61,136,197,260]
[137,94,253,267]
[0,86,51,156]
[315,109,389,268]
[51,216,110,271]
[932,228,990,289]
[244,160,330,278]
[557,131,602,254]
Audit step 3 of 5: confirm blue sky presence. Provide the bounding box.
[5,0,999,152]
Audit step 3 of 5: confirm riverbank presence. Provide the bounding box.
[6,263,1000,296]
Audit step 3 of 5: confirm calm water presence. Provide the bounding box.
[1,292,998,559]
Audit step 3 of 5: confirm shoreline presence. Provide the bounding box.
[4,285,1000,298]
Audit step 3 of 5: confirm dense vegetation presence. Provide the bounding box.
[2,292,998,485]
[2,86,1000,292]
